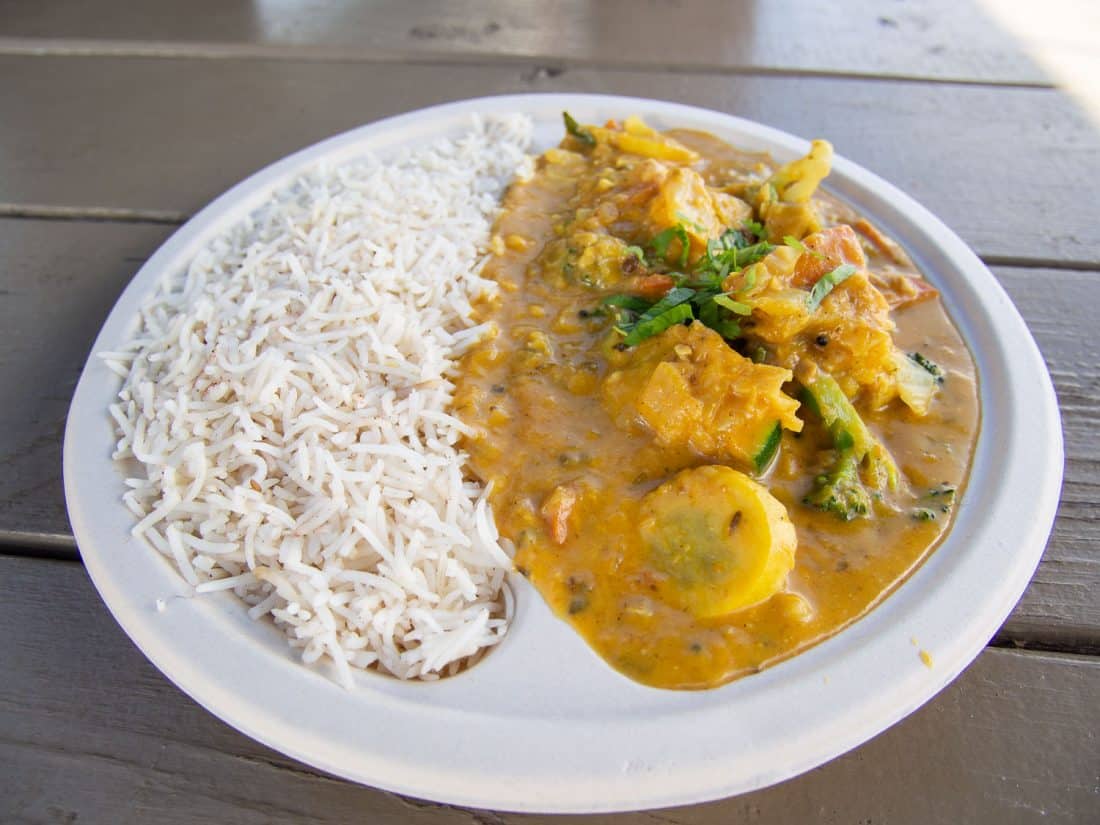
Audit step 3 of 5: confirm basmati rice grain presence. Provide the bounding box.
[104,114,531,685]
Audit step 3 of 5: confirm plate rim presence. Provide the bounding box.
[63,92,1063,813]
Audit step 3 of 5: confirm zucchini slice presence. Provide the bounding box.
[639,465,797,618]
[752,422,783,474]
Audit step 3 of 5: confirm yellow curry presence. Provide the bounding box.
[454,115,979,689]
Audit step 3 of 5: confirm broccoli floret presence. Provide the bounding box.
[803,451,871,521]
[799,368,899,520]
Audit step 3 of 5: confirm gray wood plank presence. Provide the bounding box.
[0,218,1097,643]
[0,220,177,543]
[994,266,1100,650]
[0,0,1077,86]
[1,554,1096,823]
[2,55,1099,264]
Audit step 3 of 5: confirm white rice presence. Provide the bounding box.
[102,114,533,686]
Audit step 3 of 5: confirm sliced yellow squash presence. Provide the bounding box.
[639,465,797,618]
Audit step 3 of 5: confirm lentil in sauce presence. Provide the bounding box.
[454,115,979,689]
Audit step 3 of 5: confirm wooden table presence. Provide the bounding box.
[3,2,1097,821]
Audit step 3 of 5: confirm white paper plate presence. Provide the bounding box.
[63,94,1062,813]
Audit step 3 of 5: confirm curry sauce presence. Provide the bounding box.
[454,117,979,689]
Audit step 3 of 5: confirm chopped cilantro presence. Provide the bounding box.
[621,302,695,346]
[674,211,706,233]
[603,221,772,346]
[743,220,766,240]
[602,294,651,313]
[806,263,857,311]
[562,111,595,147]
[696,228,773,282]
[785,235,825,258]
[913,484,958,520]
[712,317,742,339]
[712,294,752,315]
[784,235,807,254]
[651,224,692,268]
[739,265,758,292]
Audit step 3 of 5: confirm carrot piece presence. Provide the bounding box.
[541,485,578,545]
[790,225,867,288]
[630,274,676,301]
[871,271,939,310]
[854,218,909,266]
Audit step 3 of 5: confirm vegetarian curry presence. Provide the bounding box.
[453,114,979,690]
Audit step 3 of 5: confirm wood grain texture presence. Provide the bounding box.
[3,55,1100,264]
[0,0,1078,86]
[3,4,1097,822]
[0,220,176,543]
[0,554,1096,824]
[0,217,1096,642]
[993,266,1100,649]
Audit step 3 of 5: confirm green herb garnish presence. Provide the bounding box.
[624,245,647,265]
[622,302,694,346]
[712,317,742,339]
[739,265,758,293]
[651,224,692,269]
[734,241,774,269]
[784,234,825,258]
[922,483,957,514]
[602,221,771,346]
[618,286,693,324]
[602,293,652,313]
[784,235,807,254]
[674,211,707,233]
[806,263,857,311]
[696,228,774,282]
[609,287,698,346]
[562,111,596,147]
[712,294,752,315]
[743,220,766,239]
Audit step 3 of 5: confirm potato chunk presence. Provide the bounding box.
[601,322,802,469]
[736,227,900,407]
[647,167,752,264]
[639,465,797,617]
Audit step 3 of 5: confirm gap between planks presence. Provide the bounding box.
[989,635,1100,658]
[0,532,77,561]
[0,553,1094,825]
[0,204,187,225]
[0,37,1056,90]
